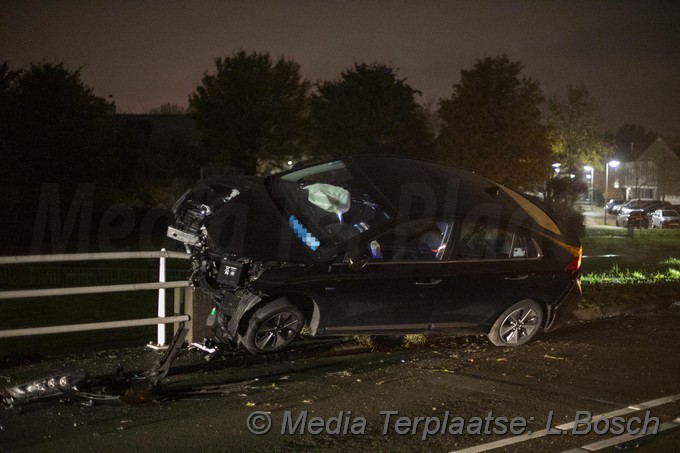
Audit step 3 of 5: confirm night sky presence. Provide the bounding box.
[2,0,679,135]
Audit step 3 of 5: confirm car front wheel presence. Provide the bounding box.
[241,298,305,354]
[487,300,543,347]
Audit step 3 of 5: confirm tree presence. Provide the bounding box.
[0,61,18,152]
[189,51,311,175]
[0,61,20,206]
[547,85,612,172]
[0,60,16,96]
[311,63,433,157]
[436,56,551,189]
[0,61,112,186]
[0,61,114,251]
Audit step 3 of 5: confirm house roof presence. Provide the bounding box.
[636,137,680,165]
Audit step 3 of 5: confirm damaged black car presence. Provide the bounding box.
[167,156,582,354]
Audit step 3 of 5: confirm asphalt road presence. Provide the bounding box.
[2,308,680,452]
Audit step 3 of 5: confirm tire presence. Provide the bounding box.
[487,300,543,347]
[241,298,305,354]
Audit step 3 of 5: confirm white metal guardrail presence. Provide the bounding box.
[0,249,192,346]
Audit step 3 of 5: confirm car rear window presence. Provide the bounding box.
[456,218,541,260]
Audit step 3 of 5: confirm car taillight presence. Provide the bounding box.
[565,247,582,272]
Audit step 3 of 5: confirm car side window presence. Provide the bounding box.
[456,219,540,260]
[369,220,452,261]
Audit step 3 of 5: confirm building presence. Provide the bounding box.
[112,113,202,149]
[615,138,680,203]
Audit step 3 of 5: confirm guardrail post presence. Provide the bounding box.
[173,287,182,337]
[184,287,194,344]
[156,248,167,346]
[171,286,194,344]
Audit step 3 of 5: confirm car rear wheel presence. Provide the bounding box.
[487,300,543,347]
[241,298,305,354]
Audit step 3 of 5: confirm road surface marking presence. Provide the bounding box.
[450,392,680,453]
[579,421,679,451]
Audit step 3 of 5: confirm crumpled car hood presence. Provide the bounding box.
[174,175,316,264]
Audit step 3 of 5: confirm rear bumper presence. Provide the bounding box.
[545,277,582,332]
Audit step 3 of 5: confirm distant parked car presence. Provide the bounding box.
[606,199,625,214]
[617,209,649,228]
[650,209,680,229]
[619,199,656,216]
[643,201,671,214]
[612,199,646,215]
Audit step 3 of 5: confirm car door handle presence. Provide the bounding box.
[504,274,529,281]
[416,279,442,286]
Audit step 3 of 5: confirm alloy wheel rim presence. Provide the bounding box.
[254,312,300,350]
[499,307,539,344]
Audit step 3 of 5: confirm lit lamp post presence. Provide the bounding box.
[583,165,594,208]
[604,160,620,225]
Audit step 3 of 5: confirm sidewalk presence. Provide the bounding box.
[580,204,620,229]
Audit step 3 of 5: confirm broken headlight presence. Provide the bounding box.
[2,373,85,406]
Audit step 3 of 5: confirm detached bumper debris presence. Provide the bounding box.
[2,324,189,407]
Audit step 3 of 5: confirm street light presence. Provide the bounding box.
[604,160,620,225]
